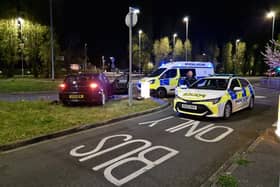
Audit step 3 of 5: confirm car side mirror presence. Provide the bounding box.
[233,87,242,92]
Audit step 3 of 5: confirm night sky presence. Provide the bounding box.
[1,0,280,63]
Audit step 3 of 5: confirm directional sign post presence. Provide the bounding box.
[126,7,140,106]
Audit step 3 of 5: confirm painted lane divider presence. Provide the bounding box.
[70,134,178,186]
[138,116,174,127]
[139,118,234,143]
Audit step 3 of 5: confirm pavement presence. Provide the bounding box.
[0,86,278,187]
[229,128,280,187]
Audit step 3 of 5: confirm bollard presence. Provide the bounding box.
[141,82,150,99]
[275,95,280,137]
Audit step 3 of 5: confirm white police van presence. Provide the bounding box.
[138,61,215,97]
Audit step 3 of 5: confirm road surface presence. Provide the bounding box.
[0,86,278,187]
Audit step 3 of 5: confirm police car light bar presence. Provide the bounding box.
[211,74,237,77]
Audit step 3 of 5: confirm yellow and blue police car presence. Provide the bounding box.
[173,75,255,119]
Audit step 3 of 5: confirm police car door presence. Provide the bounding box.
[238,78,251,108]
[159,69,178,93]
[229,78,243,112]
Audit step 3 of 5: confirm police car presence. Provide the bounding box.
[173,75,255,119]
[138,61,214,98]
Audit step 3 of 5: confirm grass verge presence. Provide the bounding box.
[0,78,60,93]
[217,173,238,187]
[0,99,159,145]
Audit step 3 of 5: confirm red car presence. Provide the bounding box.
[59,73,112,105]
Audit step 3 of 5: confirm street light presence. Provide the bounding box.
[17,17,24,77]
[138,29,143,74]
[183,16,189,61]
[84,43,88,71]
[173,33,177,47]
[266,11,276,40]
[173,33,177,61]
[17,17,24,25]
[234,39,240,74]
[49,0,55,81]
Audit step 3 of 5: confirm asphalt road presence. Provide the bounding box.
[0,86,278,187]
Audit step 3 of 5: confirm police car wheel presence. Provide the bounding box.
[248,97,254,110]
[157,88,167,98]
[223,102,232,119]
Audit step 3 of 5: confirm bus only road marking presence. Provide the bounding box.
[70,134,179,186]
[139,117,234,143]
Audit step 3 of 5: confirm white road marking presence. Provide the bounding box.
[70,134,132,157]
[255,95,267,99]
[195,126,234,143]
[165,120,233,143]
[104,145,178,186]
[138,116,174,127]
[70,134,179,186]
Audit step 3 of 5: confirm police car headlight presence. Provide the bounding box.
[204,97,221,104]
[149,79,155,84]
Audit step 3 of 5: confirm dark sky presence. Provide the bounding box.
[1,0,280,63]
[59,0,280,61]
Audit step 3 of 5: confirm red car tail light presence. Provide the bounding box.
[59,83,66,90]
[90,83,98,89]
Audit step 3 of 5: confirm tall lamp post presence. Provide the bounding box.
[183,16,189,61]
[49,0,55,80]
[138,29,142,74]
[84,43,88,71]
[266,11,276,40]
[17,17,24,77]
[234,39,240,74]
[173,33,177,61]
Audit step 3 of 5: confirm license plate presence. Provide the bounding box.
[181,104,197,110]
[69,94,84,99]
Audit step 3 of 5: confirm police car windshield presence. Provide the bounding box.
[148,68,166,77]
[189,78,229,90]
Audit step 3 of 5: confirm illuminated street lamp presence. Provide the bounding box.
[50,0,55,80]
[173,33,177,61]
[266,11,276,40]
[173,33,177,48]
[138,29,143,73]
[17,17,24,77]
[234,39,241,74]
[183,16,189,61]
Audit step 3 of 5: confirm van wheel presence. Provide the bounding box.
[223,102,232,119]
[248,97,254,110]
[157,88,167,98]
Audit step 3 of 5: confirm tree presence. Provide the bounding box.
[184,39,192,60]
[143,62,154,74]
[246,44,258,76]
[0,19,19,77]
[132,32,152,72]
[0,18,60,78]
[173,38,184,61]
[222,42,233,73]
[234,42,246,75]
[153,37,171,67]
[39,32,60,78]
[262,40,280,69]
